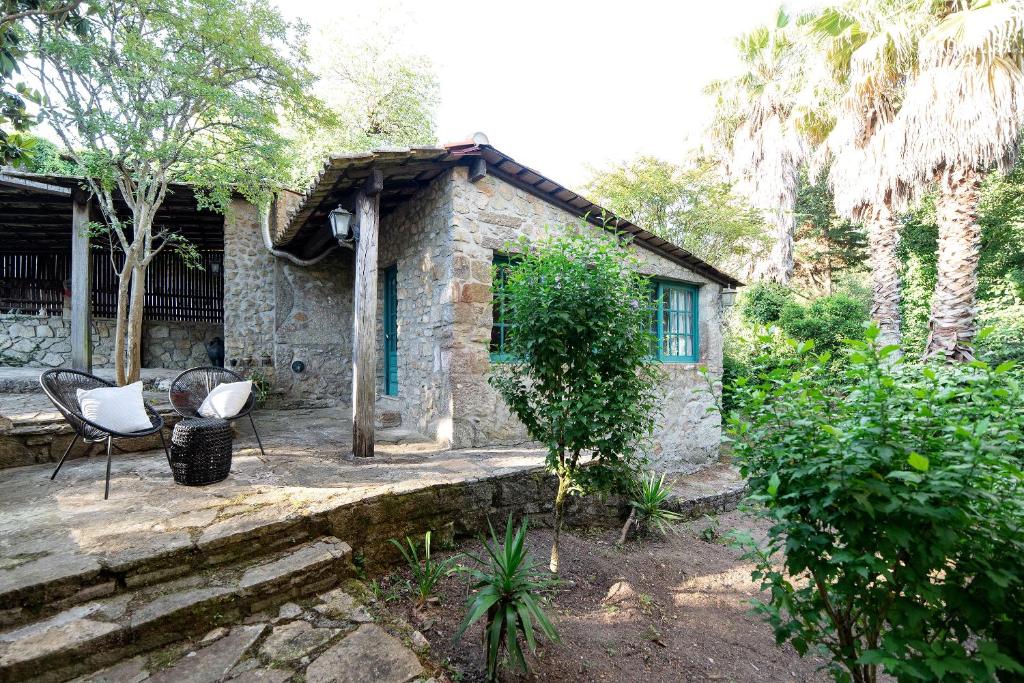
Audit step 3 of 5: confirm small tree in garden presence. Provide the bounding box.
[489,227,661,573]
[728,326,1024,682]
[27,0,316,383]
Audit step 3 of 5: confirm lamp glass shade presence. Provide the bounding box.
[329,206,352,239]
[721,287,738,307]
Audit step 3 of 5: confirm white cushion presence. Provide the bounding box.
[76,382,153,433]
[198,380,252,419]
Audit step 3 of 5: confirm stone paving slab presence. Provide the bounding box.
[0,537,351,682]
[0,407,548,621]
[75,586,427,683]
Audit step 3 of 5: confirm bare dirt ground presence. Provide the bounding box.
[371,509,831,682]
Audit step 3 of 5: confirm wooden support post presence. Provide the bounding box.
[468,157,487,183]
[351,171,382,458]
[70,191,92,372]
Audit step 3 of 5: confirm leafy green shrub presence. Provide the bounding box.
[388,530,460,608]
[976,307,1024,367]
[776,292,868,354]
[457,515,559,681]
[728,326,1024,682]
[740,281,796,325]
[489,227,661,573]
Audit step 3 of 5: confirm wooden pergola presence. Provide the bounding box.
[0,169,225,372]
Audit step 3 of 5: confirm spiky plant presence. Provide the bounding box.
[456,515,559,681]
[629,471,683,537]
[388,530,460,608]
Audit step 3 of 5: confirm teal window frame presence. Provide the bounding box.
[489,253,515,362]
[650,280,700,363]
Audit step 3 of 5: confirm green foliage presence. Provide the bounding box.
[740,282,797,325]
[739,282,869,355]
[457,516,559,681]
[488,227,662,570]
[0,1,94,164]
[388,530,460,609]
[582,155,768,268]
[248,370,271,408]
[628,471,683,537]
[728,326,1024,682]
[777,292,868,354]
[794,169,868,293]
[289,23,439,185]
[30,0,317,213]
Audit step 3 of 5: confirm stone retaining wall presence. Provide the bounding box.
[0,313,221,369]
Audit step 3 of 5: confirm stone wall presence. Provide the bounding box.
[0,313,220,369]
[374,175,456,441]
[222,169,726,468]
[446,167,725,469]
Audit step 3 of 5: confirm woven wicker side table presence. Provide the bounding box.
[169,417,232,486]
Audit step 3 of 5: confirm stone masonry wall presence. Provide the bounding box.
[222,197,279,384]
[374,172,456,441]
[0,313,220,369]
[447,166,725,470]
[224,182,457,433]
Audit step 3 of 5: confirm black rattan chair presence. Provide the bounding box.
[168,367,265,456]
[39,369,170,500]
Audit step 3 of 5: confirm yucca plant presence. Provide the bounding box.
[456,515,559,681]
[619,471,683,542]
[388,530,460,608]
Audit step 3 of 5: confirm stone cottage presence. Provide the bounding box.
[226,134,741,469]
[0,136,740,470]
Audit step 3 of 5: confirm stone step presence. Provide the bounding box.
[0,536,353,683]
[0,499,324,632]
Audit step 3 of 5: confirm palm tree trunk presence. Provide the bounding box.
[924,166,982,362]
[864,204,902,348]
[753,200,796,284]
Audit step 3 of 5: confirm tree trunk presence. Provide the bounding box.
[113,268,133,385]
[549,471,571,574]
[125,263,146,383]
[864,204,902,349]
[618,508,636,545]
[924,166,983,362]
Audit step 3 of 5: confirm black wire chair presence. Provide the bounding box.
[168,367,265,456]
[39,369,169,500]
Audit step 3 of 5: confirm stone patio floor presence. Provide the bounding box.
[0,407,549,603]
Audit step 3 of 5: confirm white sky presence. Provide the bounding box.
[274,0,817,189]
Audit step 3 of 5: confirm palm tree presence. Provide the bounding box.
[707,8,811,284]
[809,1,927,348]
[893,0,1024,360]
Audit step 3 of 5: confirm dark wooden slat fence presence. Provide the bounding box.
[0,250,223,323]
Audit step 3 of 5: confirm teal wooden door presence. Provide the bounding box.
[383,265,398,396]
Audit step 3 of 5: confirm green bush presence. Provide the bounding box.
[728,326,1024,682]
[976,306,1024,367]
[776,292,869,354]
[489,227,661,573]
[740,281,796,325]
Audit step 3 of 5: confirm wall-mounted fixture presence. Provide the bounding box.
[329,205,356,245]
[721,287,738,308]
[291,360,306,373]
